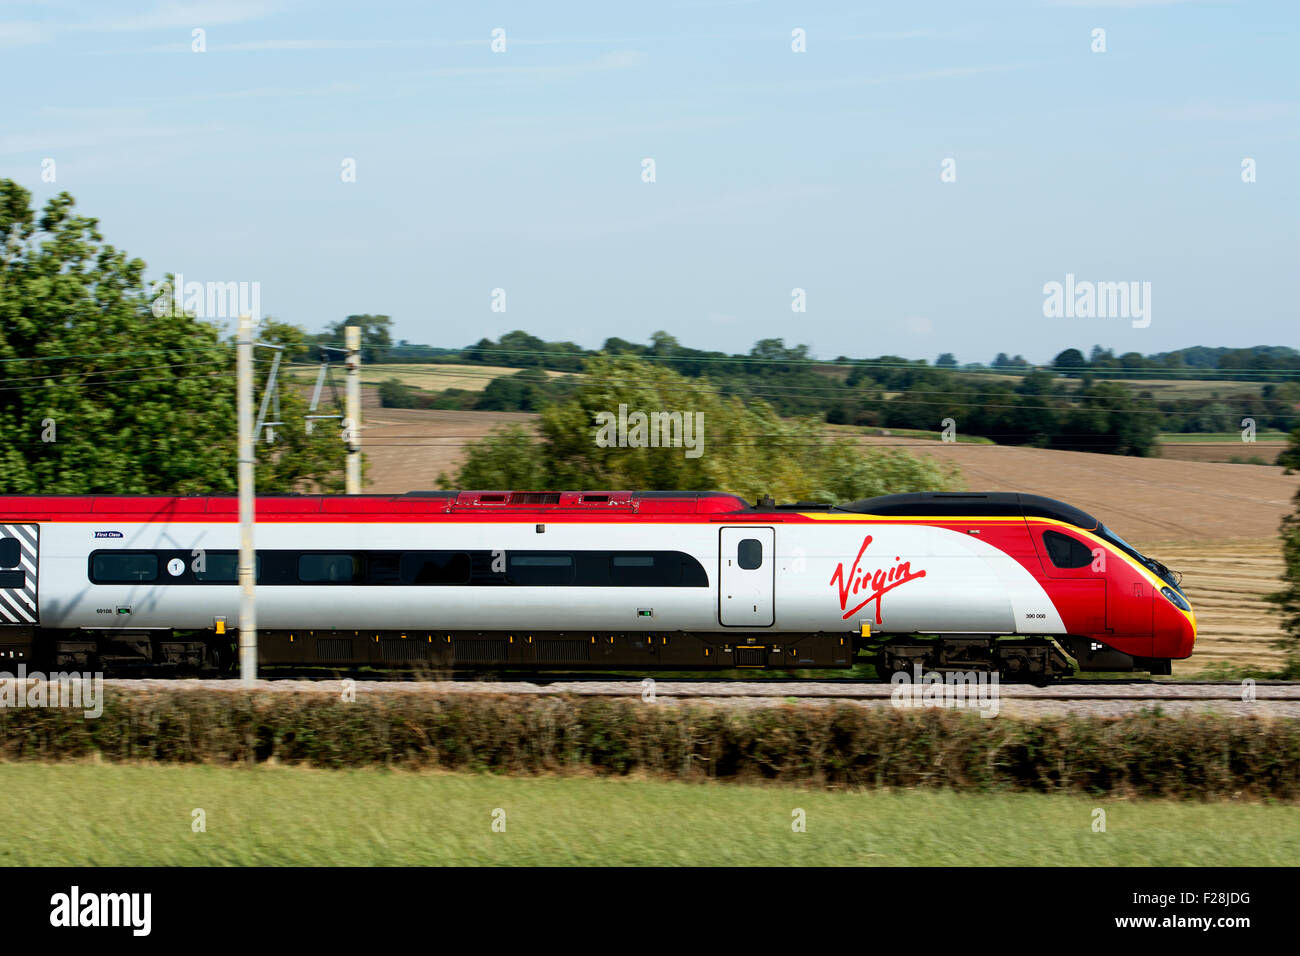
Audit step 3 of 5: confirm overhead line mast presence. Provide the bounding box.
[345,325,361,494]
[237,313,257,683]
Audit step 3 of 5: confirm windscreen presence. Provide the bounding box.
[1098,524,1184,594]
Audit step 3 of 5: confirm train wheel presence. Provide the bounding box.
[204,640,233,676]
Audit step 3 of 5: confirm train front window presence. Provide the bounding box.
[0,538,19,567]
[1042,530,1094,569]
[1097,524,1184,593]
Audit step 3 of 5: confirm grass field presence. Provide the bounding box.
[838,425,996,444]
[4,764,1298,866]
[1157,432,1290,443]
[286,363,568,393]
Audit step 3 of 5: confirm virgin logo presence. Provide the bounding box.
[830,535,927,624]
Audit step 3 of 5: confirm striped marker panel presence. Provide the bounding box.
[0,524,38,625]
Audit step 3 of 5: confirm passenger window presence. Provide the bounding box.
[1043,530,1095,569]
[610,553,682,587]
[0,538,18,568]
[400,551,471,585]
[737,538,763,570]
[194,552,261,583]
[91,552,159,583]
[298,553,362,583]
[507,553,575,586]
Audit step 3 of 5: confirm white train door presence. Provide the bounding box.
[719,527,774,626]
[0,524,38,625]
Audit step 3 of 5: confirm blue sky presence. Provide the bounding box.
[2,0,1296,364]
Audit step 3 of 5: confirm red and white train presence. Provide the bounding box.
[0,490,1195,678]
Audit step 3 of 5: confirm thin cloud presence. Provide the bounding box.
[72,0,285,33]
[0,20,52,46]
[1047,0,1202,7]
[417,50,648,81]
[727,62,1028,96]
[1164,101,1295,122]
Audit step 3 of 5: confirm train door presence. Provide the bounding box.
[0,524,38,625]
[719,527,774,626]
[1029,525,1105,635]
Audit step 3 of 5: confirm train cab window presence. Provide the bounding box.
[0,538,19,568]
[610,553,682,587]
[737,538,763,570]
[1043,530,1095,569]
[91,552,159,583]
[507,553,575,586]
[298,553,363,583]
[400,551,471,585]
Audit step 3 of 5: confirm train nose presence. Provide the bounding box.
[1153,591,1196,659]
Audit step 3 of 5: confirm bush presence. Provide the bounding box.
[448,355,962,503]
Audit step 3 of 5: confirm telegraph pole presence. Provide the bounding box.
[237,313,257,682]
[345,325,361,493]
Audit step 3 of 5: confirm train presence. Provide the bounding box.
[0,489,1196,679]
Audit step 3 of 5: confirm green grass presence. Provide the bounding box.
[4,764,1298,866]
[1156,431,1288,443]
[285,363,567,393]
[852,426,996,444]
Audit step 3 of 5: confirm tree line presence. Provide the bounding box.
[384,330,1300,456]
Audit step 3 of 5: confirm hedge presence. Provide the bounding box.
[2,690,1298,799]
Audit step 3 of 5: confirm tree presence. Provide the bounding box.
[1277,427,1300,473]
[1192,402,1235,433]
[1052,381,1159,456]
[0,181,348,494]
[475,369,547,412]
[496,330,548,366]
[249,319,355,493]
[327,314,392,364]
[0,183,236,494]
[445,355,962,503]
[1266,431,1300,676]
[1052,348,1088,377]
[936,353,958,368]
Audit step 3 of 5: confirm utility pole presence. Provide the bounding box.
[237,313,257,683]
[345,325,361,494]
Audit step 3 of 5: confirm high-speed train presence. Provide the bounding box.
[0,490,1196,678]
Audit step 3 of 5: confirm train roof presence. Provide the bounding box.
[0,490,1100,529]
[832,492,1101,531]
[0,490,752,517]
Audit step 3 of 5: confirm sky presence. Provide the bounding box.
[2,0,1296,365]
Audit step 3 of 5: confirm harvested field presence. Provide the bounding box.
[1159,540,1287,676]
[1156,441,1284,464]
[363,402,535,491]
[286,363,565,392]
[842,434,1298,545]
